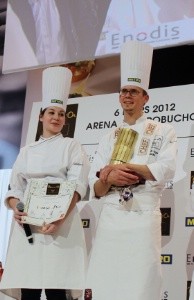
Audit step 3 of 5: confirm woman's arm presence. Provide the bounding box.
[7,197,20,210]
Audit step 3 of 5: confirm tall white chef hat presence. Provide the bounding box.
[120,40,153,92]
[42,66,72,110]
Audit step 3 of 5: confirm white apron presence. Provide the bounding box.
[0,135,90,300]
[0,206,86,300]
[86,193,162,300]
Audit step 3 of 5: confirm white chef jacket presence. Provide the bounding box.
[86,115,177,300]
[0,134,90,300]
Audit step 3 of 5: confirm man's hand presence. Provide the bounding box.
[99,164,140,186]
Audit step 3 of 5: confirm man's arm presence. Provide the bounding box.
[94,164,141,197]
[125,163,156,181]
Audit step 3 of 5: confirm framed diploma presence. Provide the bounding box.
[21,178,76,226]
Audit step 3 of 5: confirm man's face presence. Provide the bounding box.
[119,85,149,114]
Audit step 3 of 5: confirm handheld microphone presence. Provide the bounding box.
[16,202,33,244]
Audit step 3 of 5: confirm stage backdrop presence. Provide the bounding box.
[24,81,194,300]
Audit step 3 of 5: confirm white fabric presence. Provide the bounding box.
[120,40,153,91]
[42,67,72,110]
[27,0,66,65]
[0,134,90,300]
[87,115,177,300]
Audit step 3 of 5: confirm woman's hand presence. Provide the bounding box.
[13,206,27,226]
[39,191,80,235]
[38,219,64,235]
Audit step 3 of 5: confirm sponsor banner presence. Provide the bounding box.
[98,19,194,56]
[25,83,194,300]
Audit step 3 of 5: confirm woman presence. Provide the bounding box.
[0,66,90,300]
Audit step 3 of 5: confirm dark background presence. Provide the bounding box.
[150,44,194,88]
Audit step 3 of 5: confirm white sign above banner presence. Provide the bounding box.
[3,0,194,73]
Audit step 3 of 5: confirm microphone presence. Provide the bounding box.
[16,202,33,244]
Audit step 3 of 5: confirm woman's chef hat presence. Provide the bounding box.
[42,66,72,110]
[120,40,153,92]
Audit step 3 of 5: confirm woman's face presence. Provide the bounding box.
[40,106,65,138]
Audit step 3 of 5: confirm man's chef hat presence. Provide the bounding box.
[42,66,72,110]
[120,40,153,92]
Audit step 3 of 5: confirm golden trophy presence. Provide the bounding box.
[109,128,139,203]
[95,128,143,203]
[109,128,141,204]
[110,128,138,165]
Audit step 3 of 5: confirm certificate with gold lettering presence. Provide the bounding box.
[21,178,76,226]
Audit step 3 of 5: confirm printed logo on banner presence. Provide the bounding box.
[161,291,169,300]
[187,253,194,265]
[161,254,173,264]
[62,104,78,138]
[190,171,194,189]
[105,24,180,53]
[185,217,194,227]
[160,208,171,236]
[187,281,191,300]
[86,120,117,130]
[82,219,90,228]
[165,180,173,189]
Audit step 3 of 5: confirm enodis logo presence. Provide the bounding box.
[107,23,180,52]
[161,254,173,265]
[160,208,171,236]
[185,217,194,227]
[82,219,90,228]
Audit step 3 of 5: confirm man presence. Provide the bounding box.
[86,40,177,300]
